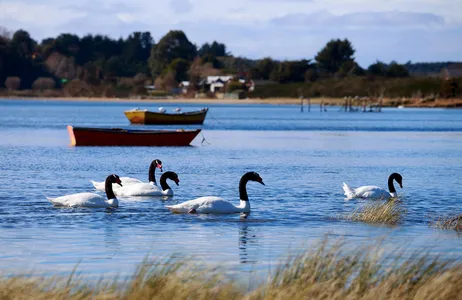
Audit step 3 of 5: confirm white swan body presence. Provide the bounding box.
[115,171,178,197]
[91,177,145,190]
[166,197,250,214]
[47,193,119,208]
[48,174,122,208]
[90,159,162,191]
[342,173,403,200]
[114,182,171,197]
[166,172,264,214]
[342,183,395,199]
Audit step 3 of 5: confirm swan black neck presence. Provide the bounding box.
[387,176,396,194]
[105,176,116,199]
[160,172,173,191]
[148,162,157,184]
[387,173,401,193]
[239,173,252,201]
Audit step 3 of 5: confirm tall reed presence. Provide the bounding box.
[1,239,461,300]
[342,199,404,225]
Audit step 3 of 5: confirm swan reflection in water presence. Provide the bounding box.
[238,213,259,265]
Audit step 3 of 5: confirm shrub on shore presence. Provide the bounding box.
[249,77,462,100]
[340,199,405,225]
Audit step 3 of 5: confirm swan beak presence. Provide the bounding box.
[257,178,265,185]
[399,183,403,188]
[116,178,123,186]
[157,164,163,172]
[174,178,180,186]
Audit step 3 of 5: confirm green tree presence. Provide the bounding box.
[200,54,223,69]
[251,57,277,80]
[11,29,36,59]
[387,61,409,78]
[367,61,387,76]
[198,41,228,57]
[123,31,153,63]
[270,60,313,83]
[315,39,355,74]
[168,58,190,82]
[54,33,80,56]
[336,60,365,77]
[149,30,196,79]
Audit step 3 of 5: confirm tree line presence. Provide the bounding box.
[0,27,456,97]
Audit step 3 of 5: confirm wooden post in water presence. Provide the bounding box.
[344,97,348,112]
[307,98,311,112]
[300,96,304,112]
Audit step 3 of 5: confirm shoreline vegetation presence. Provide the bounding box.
[1,239,461,299]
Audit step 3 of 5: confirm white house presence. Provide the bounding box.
[200,76,234,92]
[179,81,189,94]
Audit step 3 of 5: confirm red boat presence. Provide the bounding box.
[67,125,201,146]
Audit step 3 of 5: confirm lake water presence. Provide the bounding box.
[1,99,462,281]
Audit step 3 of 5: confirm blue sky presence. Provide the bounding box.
[1,0,461,66]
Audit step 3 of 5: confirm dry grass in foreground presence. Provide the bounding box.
[1,240,461,300]
[341,199,405,225]
[432,214,462,231]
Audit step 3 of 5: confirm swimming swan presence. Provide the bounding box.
[47,174,122,208]
[342,173,403,199]
[115,171,179,197]
[166,172,264,214]
[90,159,162,190]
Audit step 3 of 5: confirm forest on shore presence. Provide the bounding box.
[0,27,460,100]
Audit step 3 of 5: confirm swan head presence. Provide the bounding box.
[153,159,163,172]
[392,173,403,188]
[163,171,180,186]
[249,172,265,185]
[111,174,123,186]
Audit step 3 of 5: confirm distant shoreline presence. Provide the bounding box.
[2,96,462,108]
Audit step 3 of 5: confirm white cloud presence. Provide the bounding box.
[271,10,445,29]
[0,2,86,27]
[0,0,460,65]
[169,0,193,14]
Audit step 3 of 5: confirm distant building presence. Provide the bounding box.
[179,81,189,94]
[199,76,234,93]
[144,85,156,95]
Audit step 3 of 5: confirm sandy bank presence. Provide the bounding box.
[2,96,462,108]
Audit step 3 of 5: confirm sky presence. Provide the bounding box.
[1,0,461,66]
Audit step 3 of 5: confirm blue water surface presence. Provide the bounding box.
[0,99,461,280]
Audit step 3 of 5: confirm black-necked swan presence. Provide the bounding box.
[47,174,122,208]
[90,159,162,190]
[342,173,403,199]
[115,171,179,197]
[166,172,265,214]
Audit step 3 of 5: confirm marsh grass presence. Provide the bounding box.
[432,214,462,231]
[341,199,405,225]
[1,239,461,300]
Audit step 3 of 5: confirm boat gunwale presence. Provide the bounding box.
[70,126,202,135]
[124,108,208,117]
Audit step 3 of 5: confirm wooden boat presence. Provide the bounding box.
[67,125,201,146]
[124,108,208,125]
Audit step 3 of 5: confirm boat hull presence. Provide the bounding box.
[67,126,201,146]
[124,108,208,125]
